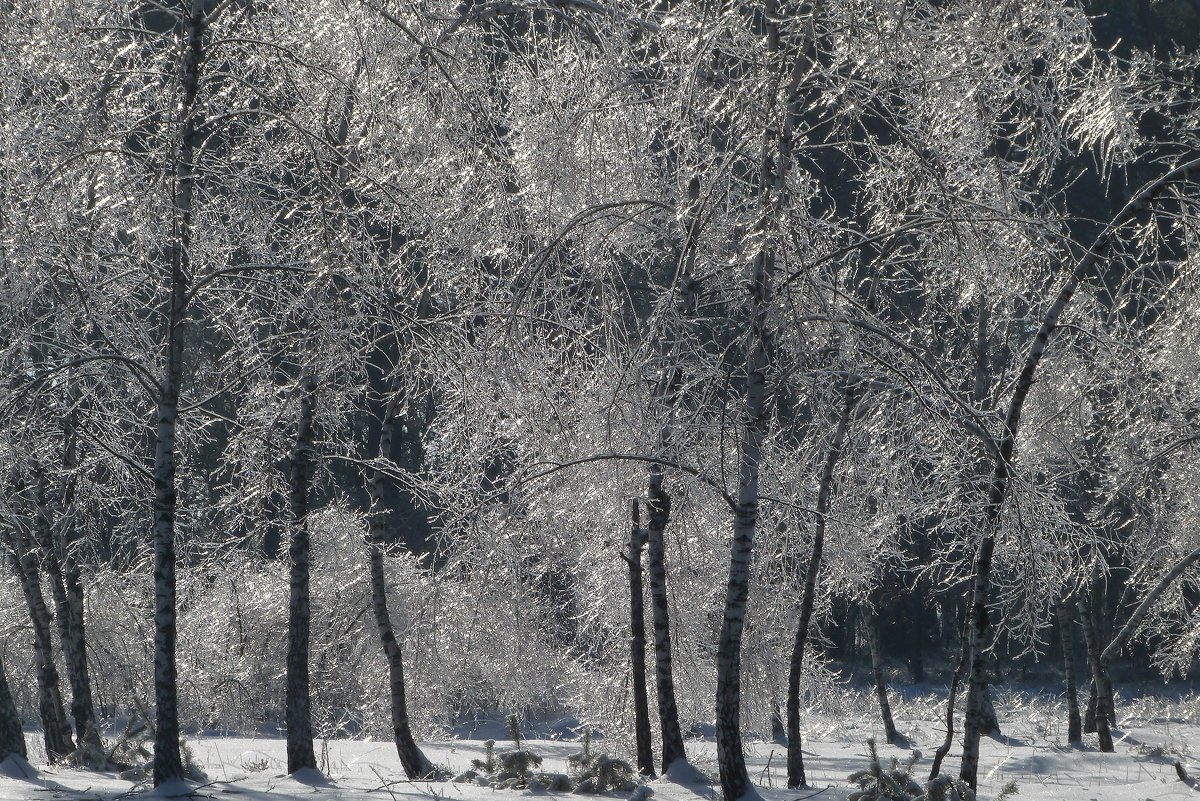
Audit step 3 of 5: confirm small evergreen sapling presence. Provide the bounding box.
[569,731,638,793]
[470,739,498,775]
[847,739,1007,801]
[493,715,543,788]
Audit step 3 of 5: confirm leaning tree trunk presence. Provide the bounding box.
[0,655,26,763]
[1094,543,1200,732]
[1057,601,1082,745]
[864,602,899,746]
[787,386,856,788]
[956,157,1200,791]
[366,391,434,779]
[151,0,206,785]
[930,617,969,780]
[36,473,103,759]
[626,502,656,777]
[286,376,318,774]
[6,529,74,762]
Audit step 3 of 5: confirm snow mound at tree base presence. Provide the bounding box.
[144,778,195,797]
[0,754,37,779]
[660,761,712,786]
[286,766,332,786]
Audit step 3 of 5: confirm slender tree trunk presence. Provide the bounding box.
[151,0,206,785]
[286,376,318,774]
[787,386,856,787]
[626,502,656,778]
[1091,544,1200,732]
[1091,587,1116,728]
[715,3,816,795]
[1084,684,1098,734]
[36,474,103,759]
[367,392,434,779]
[645,468,686,774]
[716,334,768,801]
[6,530,74,762]
[957,155,1200,792]
[1077,590,1114,752]
[930,618,969,780]
[865,604,898,746]
[1057,601,1082,745]
[0,655,26,763]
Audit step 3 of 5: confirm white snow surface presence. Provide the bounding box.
[3,699,1200,800]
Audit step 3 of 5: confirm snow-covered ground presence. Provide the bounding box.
[4,691,1200,800]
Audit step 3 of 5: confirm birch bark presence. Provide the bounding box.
[626,502,656,777]
[286,375,318,774]
[6,528,74,761]
[151,0,207,784]
[36,473,103,758]
[367,392,434,779]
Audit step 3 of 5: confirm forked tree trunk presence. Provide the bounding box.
[286,376,318,773]
[626,502,656,777]
[787,386,856,787]
[645,469,686,774]
[864,603,898,745]
[367,392,434,779]
[0,655,26,762]
[36,473,103,759]
[1084,684,1098,734]
[6,529,74,762]
[1078,590,1114,752]
[1057,601,1082,745]
[716,3,815,797]
[1093,543,1200,732]
[151,0,206,785]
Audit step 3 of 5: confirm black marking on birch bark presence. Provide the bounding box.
[627,501,656,777]
[286,376,318,774]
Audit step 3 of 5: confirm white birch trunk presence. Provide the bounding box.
[6,528,74,761]
[151,0,206,784]
[625,502,655,778]
[286,375,318,773]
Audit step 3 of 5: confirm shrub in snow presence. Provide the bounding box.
[456,718,559,791]
[568,732,637,793]
[846,739,1016,801]
[628,785,654,801]
[469,738,498,775]
[492,715,544,788]
[846,740,924,801]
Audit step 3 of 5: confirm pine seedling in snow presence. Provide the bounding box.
[847,739,980,801]
[569,731,638,793]
[470,739,497,775]
[457,716,542,790]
